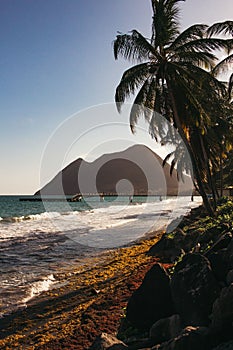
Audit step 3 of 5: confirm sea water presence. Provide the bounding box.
[0,195,202,318]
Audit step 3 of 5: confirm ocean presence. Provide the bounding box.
[0,195,202,318]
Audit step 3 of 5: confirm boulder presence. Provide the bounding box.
[208,250,229,283]
[149,314,182,344]
[182,231,200,252]
[208,232,232,253]
[210,284,233,343]
[147,235,185,262]
[226,269,233,285]
[170,253,220,326]
[151,326,210,350]
[226,239,233,269]
[198,224,230,246]
[212,340,233,350]
[89,333,128,349]
[126,263,174,330]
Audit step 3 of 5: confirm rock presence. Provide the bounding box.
[126,263,174,330]
[149,314,182,344]
[151,326,210,350]
[208,250,229,282]
[212,340,233,350]
[226,239,233,269]
[166,217,184,233]
[198,225,228,246]
[210,284,233,343]
[147,235,185,262]
[170,253,220,326]
[226,269,233,285]
[183,231,200,252]
[89,332,128,349]
[147,228,201,263]
[208,232,232,253]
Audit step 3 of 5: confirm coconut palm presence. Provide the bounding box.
[206,21,233,196]
[113,0,233,215]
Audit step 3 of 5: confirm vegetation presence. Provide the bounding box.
[113,0,233,215]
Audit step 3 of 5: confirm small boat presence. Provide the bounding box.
[70,194,82,202]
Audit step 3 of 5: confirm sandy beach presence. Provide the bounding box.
[0,230,165,349]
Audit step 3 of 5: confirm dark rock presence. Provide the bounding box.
[166,217,184,233]
[149,314,182,344]
[148,228,201,263]
[226,239,233,269]
[208,251,229,282]
[151,326,210,350]
[126,263,174,330]
[212,340,233,350]
[183,231,200,252]
[209,232,232,252]
[170,253,220,326]
[210,284,233,343]
[226,270,233,285]
[147,235,185,262]
[89,333,128,349]
[198,225,229,245]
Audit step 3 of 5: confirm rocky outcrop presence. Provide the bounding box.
[89,332,128,349]
[170,253,220,326]
[212,341,233,350]
[152,326,210,350]
[126,264,174,330]
[208,250,229,283]
[149,314,182,344]
[147,229,199,263]
[210,284,233,343]
[90,202,233,350]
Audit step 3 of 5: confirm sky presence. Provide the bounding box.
[0,0,232,194]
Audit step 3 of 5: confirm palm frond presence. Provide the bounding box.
[212,53,233,76]
[224,38,233,55]
[113,30,155,62]
[167,62,227,125]
[229,73,233,101]
[168,24,208,50]
[129,78,155,133]
[207,20,233,37]
[115,63,150,112]
[170,50,217,69]
[177,61,228,97]
[162,151,174,167]
[177,38,229,53]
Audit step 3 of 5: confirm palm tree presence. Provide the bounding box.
[207,21,233,196]
[113,0,233,215]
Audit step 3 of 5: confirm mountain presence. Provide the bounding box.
[35,144,192,196]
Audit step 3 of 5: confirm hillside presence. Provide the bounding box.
[35,144,192,196]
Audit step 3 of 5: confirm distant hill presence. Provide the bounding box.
[35,144,192,196]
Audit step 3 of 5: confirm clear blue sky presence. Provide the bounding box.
[0,0,232,194]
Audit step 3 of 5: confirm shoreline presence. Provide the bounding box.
[0,200,202,349]
[0,229,165,349]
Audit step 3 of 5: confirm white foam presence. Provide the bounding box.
[21,274,55,304]
[0,197,202,243]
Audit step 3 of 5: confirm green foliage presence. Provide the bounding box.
[167,199,233,272]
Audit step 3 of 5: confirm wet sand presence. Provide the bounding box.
[0,230,166,350]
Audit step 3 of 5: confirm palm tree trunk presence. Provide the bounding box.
[198,133,217,210]
[167,81,215,216]
[220,151,223,197]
